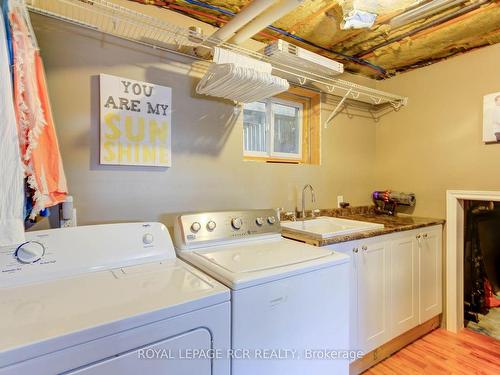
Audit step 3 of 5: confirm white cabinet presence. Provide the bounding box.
[356,240,391,354]
[332,238,391,355]
[329,225,442,356]
[418,227,443,323]
[390,234,419,337]
[337,241,360,354]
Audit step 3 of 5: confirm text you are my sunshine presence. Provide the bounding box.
[101,79,170,165]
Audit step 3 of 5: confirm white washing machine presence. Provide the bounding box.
[174,210,350,375]
[0,223,230,375]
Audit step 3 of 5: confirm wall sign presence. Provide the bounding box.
[100,74,172,166]
[482,92,500,144]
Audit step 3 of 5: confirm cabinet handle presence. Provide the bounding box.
[353,248,358,253]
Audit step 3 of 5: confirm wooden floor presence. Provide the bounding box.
[364,328,500,374]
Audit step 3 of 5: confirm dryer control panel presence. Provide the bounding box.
[174,209,281,250]
[0,222,174,287]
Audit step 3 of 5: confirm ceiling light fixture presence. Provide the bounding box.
[389,0,468,28]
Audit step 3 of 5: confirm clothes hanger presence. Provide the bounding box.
[197,52,289,103]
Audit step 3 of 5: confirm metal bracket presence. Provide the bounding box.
[344,104,354,119]
[325,88,352,127]
[368,108,379,123]
[390,101,402,111]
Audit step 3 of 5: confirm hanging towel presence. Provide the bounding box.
[10,1,67,218]
[0,9,25,245]
[30,52,68,213]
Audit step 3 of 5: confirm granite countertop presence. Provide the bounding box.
[280,206,445,246]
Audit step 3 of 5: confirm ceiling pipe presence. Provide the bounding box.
[230,0,305,45]
[389,0,468,28]
[210,0,279,42]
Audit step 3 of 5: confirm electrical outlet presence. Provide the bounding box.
[337,195,344,208]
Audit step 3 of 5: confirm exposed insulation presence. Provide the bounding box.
[133,0,500,78]
[362,3,500,71]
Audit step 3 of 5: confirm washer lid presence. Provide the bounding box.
[180,238,349,289]
[196,239,333,273]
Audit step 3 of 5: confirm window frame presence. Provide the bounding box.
[242,100,269,158]
[243,87,321,165]
[243,97,303,161]
[269,97,303,160]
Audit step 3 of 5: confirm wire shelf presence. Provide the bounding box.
[26,0,408,112]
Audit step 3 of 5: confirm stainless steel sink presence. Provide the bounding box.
[281,216,384,239]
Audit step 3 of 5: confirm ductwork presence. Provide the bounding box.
[229,0,305,45]
[210,0,279,42]
[389,0,469,28]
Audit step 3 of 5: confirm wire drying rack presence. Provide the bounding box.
[26,0,408,122]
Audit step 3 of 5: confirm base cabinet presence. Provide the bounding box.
[419,228,443,323]
[356,241,391,354]
[390,234,419,337]
[329,225,443,357]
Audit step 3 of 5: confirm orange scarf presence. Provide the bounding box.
[11,9,67,218]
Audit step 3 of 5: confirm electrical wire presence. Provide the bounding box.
[133,0,278,40]
[180,0,387,75]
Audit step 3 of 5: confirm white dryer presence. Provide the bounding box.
[0,223,230,375]
[174,210,350,375]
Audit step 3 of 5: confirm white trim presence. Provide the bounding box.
[445,190,500,332]
[243,100,267,156]
[243,150,269,158]
[270,99,303,160]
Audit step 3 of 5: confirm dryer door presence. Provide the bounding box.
[68,329,212,375]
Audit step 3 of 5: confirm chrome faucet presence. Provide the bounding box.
[301,184,316,219]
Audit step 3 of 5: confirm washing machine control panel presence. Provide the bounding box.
[177,209,281,247]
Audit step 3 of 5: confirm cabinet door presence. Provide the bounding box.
[419,226,443,322]
[357,240,391,354]
[390,234,419,338]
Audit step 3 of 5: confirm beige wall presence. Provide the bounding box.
[35,0,499,225]
[32,10,377,227]
[375,43,500,219]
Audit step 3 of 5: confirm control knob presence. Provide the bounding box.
[231,218,243,230]
[206,220,217,231]
[15,241,45,264]
[191,222,201,233]
[142,233,154,245]
[255,217,264,226]
[267,216,276,225]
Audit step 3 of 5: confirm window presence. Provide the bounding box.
[243,87,320,164]
[243,98,303,160]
